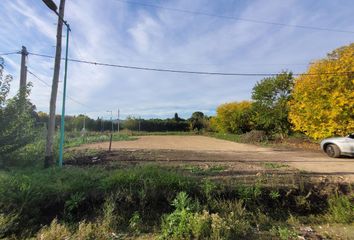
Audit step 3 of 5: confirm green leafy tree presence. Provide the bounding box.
[124,116,139,131]
[189,112,207,131]
[0,58,35,166]
[174,113,183,122]
[251,71,294,138]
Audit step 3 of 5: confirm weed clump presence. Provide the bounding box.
[160,192,253,240]
[325,194,353,223]
[36,218,71,240]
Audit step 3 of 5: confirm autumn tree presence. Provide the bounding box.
[213,101,253,134]
[289,43,354,139]
[251,71,294,138]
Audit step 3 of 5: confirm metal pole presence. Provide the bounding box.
[58,24,70,167]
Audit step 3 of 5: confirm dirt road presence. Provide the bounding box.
[81,135,354,181]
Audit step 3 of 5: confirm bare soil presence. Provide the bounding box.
[76,135,354,182]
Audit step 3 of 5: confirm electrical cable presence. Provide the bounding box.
[114,0,354,34]
[27,68,93,110]
[0,51,20,56]
[28,52,353,77]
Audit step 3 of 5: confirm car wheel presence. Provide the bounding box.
[325,144,341,158]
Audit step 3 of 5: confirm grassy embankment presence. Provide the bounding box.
[1,131,352,239]
[0,164,353,239]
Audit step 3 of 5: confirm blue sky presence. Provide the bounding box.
[0,0,353,120]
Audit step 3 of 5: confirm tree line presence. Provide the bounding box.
[35,112,209,132]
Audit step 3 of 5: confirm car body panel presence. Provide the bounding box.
[320,134,354,157]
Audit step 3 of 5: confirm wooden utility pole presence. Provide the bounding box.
[45,0,66,168]
[19,46,28,90]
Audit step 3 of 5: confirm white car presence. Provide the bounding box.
[320,133,354,158]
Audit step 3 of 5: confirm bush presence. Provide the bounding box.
[213,101,253,134]
[240,130,267,143]
[270,225,298,240]
[160,192,253,240]
[326,194,353,223]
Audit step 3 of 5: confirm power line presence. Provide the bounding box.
[115,0,354,34]
[28,51,353,77]
[0,51,20,56]
[27,68,93,109]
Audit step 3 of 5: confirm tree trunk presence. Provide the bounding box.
[44,0,66,168]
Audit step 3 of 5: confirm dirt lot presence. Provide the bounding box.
[78,135,354,182]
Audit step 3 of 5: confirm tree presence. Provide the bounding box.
[189,112,207,131]
[251,71,294,138]
[174,113,182,122]
[0,58,11,107]
[213,101,253,134]
[289,43,354,139]
[0,58,35,166]
[124,116,139,131]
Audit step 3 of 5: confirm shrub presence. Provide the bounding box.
[160,192,253,240]
[326,194,353,223]
[213,101,254,134]
[240,130,267,143]
[129,212,143,235]
[75,221,100,240]
[270,226,298,240]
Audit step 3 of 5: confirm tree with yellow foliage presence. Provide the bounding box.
[289,43,354,139]
[212,101,253,134]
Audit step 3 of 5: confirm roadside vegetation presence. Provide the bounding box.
[0,165,353,239]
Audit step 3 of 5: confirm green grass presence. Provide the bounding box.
[2,131,136,169]
[183,165,226,175]
[1,129,353,239]
[263,162,289,169]
[0,165,197,237]
[0,165,353,239]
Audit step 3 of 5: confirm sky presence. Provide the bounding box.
[0,0,353,120]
